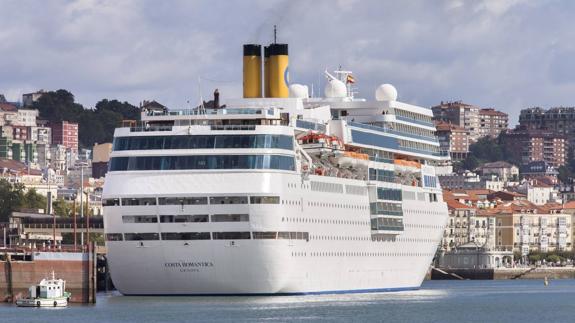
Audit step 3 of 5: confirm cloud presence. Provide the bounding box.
[0,0,573,124]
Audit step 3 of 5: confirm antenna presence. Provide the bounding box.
[198,76,205,115]
[273,25,277,44]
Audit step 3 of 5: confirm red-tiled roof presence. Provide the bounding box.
[0,103,17,112]
[446,199,473,210]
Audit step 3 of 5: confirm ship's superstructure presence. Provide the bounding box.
[103,41,449,295]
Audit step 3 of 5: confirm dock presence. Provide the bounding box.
[0,244,98,303]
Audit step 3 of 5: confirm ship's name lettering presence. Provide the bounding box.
[164,261,214,268]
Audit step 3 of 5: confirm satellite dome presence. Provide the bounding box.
[289,84,309,98]
[375,84,398,101]
[324,79,347,98]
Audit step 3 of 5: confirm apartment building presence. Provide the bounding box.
[502,128,567,168]
[479,108,508,138]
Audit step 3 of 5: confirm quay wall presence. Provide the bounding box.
[429,267,575,280]
[0,250,96,303]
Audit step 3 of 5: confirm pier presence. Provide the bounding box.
[0,244,99,304]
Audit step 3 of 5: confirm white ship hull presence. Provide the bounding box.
[104,172,448,295]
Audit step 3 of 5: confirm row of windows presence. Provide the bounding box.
[284,217,370,226]
[296,251,435,257]
[104,195,280,206]
[113,134,293,151]
[122,214,249,223]
[106,231,310,241]
[108,155,295,172]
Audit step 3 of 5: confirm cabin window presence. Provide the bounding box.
[161,232,211,240]
[212,232,251,240]
[124,233,160,241]
[102,198,120,206]
[106,233,123,241]
[249,196,280,204]
[122,215,158,223]
[158,197,208,205]
[209,196,248,205]
[123,198,157,206]
[160,214,209,223]
[211,214,249,222]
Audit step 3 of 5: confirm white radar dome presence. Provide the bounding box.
[375,84,398,101]
[324,79,347,98]
[289,84,309,98]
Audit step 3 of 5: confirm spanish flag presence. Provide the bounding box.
[346,74,356,84]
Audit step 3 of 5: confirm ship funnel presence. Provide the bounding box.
[267,43,289,98]
[243,44,262,98]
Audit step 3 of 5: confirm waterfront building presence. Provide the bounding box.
[442,198,478,251]
[502,128,567,168]
[486,201,571,254]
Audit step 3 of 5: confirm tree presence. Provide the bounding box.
[31,90,141,149]
[52,198,72,217]
[0,179,24,221]
[22,188,47,210]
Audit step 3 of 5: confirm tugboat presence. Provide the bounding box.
[16,272,71,307]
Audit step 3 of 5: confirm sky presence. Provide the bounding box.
[1,0,574,123]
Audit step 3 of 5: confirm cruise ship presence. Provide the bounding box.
[102,41,449,295]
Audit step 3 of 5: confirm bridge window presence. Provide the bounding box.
[250,196,280,204]
[161,232,211,240]
[109,155,295,172]
[124,233,159,241]
[113,134,293,151]
[212,232,251,240]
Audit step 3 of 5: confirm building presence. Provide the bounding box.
[478,108,508,138]
[16,109,39,127]
[434,121,470,161]
[50,121,78,153]
[442,198,478,251]
[22,90,46,107]
[91,143,112,178]
[486,201,571,254]
[432,101,480,142]
[519,107,575,146]
[438,171,504,191]
[477,161,519,182]
[502,128,567,168]
[512,180,558,206]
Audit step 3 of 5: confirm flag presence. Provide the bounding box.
[346,74,356,84]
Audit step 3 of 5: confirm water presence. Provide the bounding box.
[2,280,575,322]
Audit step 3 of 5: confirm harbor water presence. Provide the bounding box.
[1,280,574,322]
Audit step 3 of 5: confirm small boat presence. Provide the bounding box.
[16,272,71,307]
